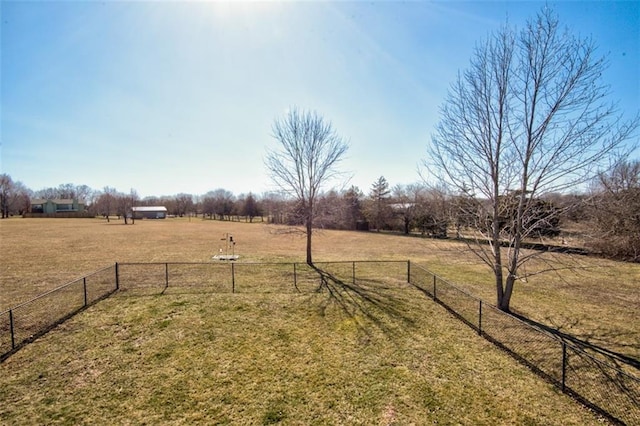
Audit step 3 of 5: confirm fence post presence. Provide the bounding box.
[115,263,120,290]
[9,309,15,349]
[352,261,356,285]
[231,263,236,293]
[83,277,88,307]
[407,260,411,283]
[433,275,437,300]
[165,263,169,290]
[562,342,567,392]
[293,263,298,291]
[478,300,482,335]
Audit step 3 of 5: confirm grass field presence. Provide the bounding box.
[1,217,638,360]
[0,217,638,423]
[2,282,604,424]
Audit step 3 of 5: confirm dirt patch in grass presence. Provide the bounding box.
[0,280,605,425]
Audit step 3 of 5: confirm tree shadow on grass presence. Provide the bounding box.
[512,312,640,372]
[310,265,418,340]
[498,312,640,425]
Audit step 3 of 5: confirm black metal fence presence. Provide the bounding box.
[0,261,407,361]
[1,265,118,361]
[2,260,638,424]
[114,260,408,296]
[408,263,640,425]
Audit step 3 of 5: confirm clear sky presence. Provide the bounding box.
[1,0,638,199]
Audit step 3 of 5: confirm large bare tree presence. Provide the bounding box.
[426,8,639,312]
[265,108,349,265]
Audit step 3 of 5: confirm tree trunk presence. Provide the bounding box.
[500,274,516,312]
[495,260,506,311]
[492,202,508,311]
[306,217,313,265]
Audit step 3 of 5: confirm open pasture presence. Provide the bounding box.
[0,217,638,423]
[1,217,638,361]
[1,276,605,424]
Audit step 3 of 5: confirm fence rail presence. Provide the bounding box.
[1,260,638,424]
[1,261,406,361]
[1,265,118,361]
[114,260,407,296]
[408,264,640,425]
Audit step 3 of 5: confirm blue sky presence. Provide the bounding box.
[1,1,638,198]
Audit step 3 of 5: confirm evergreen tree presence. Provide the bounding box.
[366,176,392,232]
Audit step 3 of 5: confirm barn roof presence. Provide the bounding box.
[131,206,168,212]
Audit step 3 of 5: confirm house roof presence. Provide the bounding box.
[31,199,82,205]
[132,206,168,212]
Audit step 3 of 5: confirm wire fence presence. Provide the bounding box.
[1,265,117,361]
[408,263,640,425]
[1,260,638,424]
[0,261,407,361]
[114,260,408,296]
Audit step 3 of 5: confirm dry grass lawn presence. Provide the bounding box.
[2,282,604,425]
[1,217,638,360]
[0,217,638,424]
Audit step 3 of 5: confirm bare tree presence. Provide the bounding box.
[11,181,32,215]
[588,160,640,261]
[260,191,290,225]
[239,192,261,222]
[265,107,349,265]
[392,184,427,235]
[315,186,365,231]
[74,184,93,203]
[96,187,117,222]
[201,191,216,219]
[116,189,138,224]
[57,183,77,199]
[426,8,639,312]
[209,188,236,220]
[0,176,32,217]
[315,190,343,229]
[174,193,194,217]
[0,174,15,218]
[33,183,92,202]
[33,187,58,200]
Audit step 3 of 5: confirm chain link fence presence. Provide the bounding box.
[116,262,319,295]
[1,261,408,360]
[408,263,640,425]
[1,265,117,361]
[114,260,409,296]
[2,260,638,424]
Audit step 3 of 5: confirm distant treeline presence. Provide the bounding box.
[1,166,639,262]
